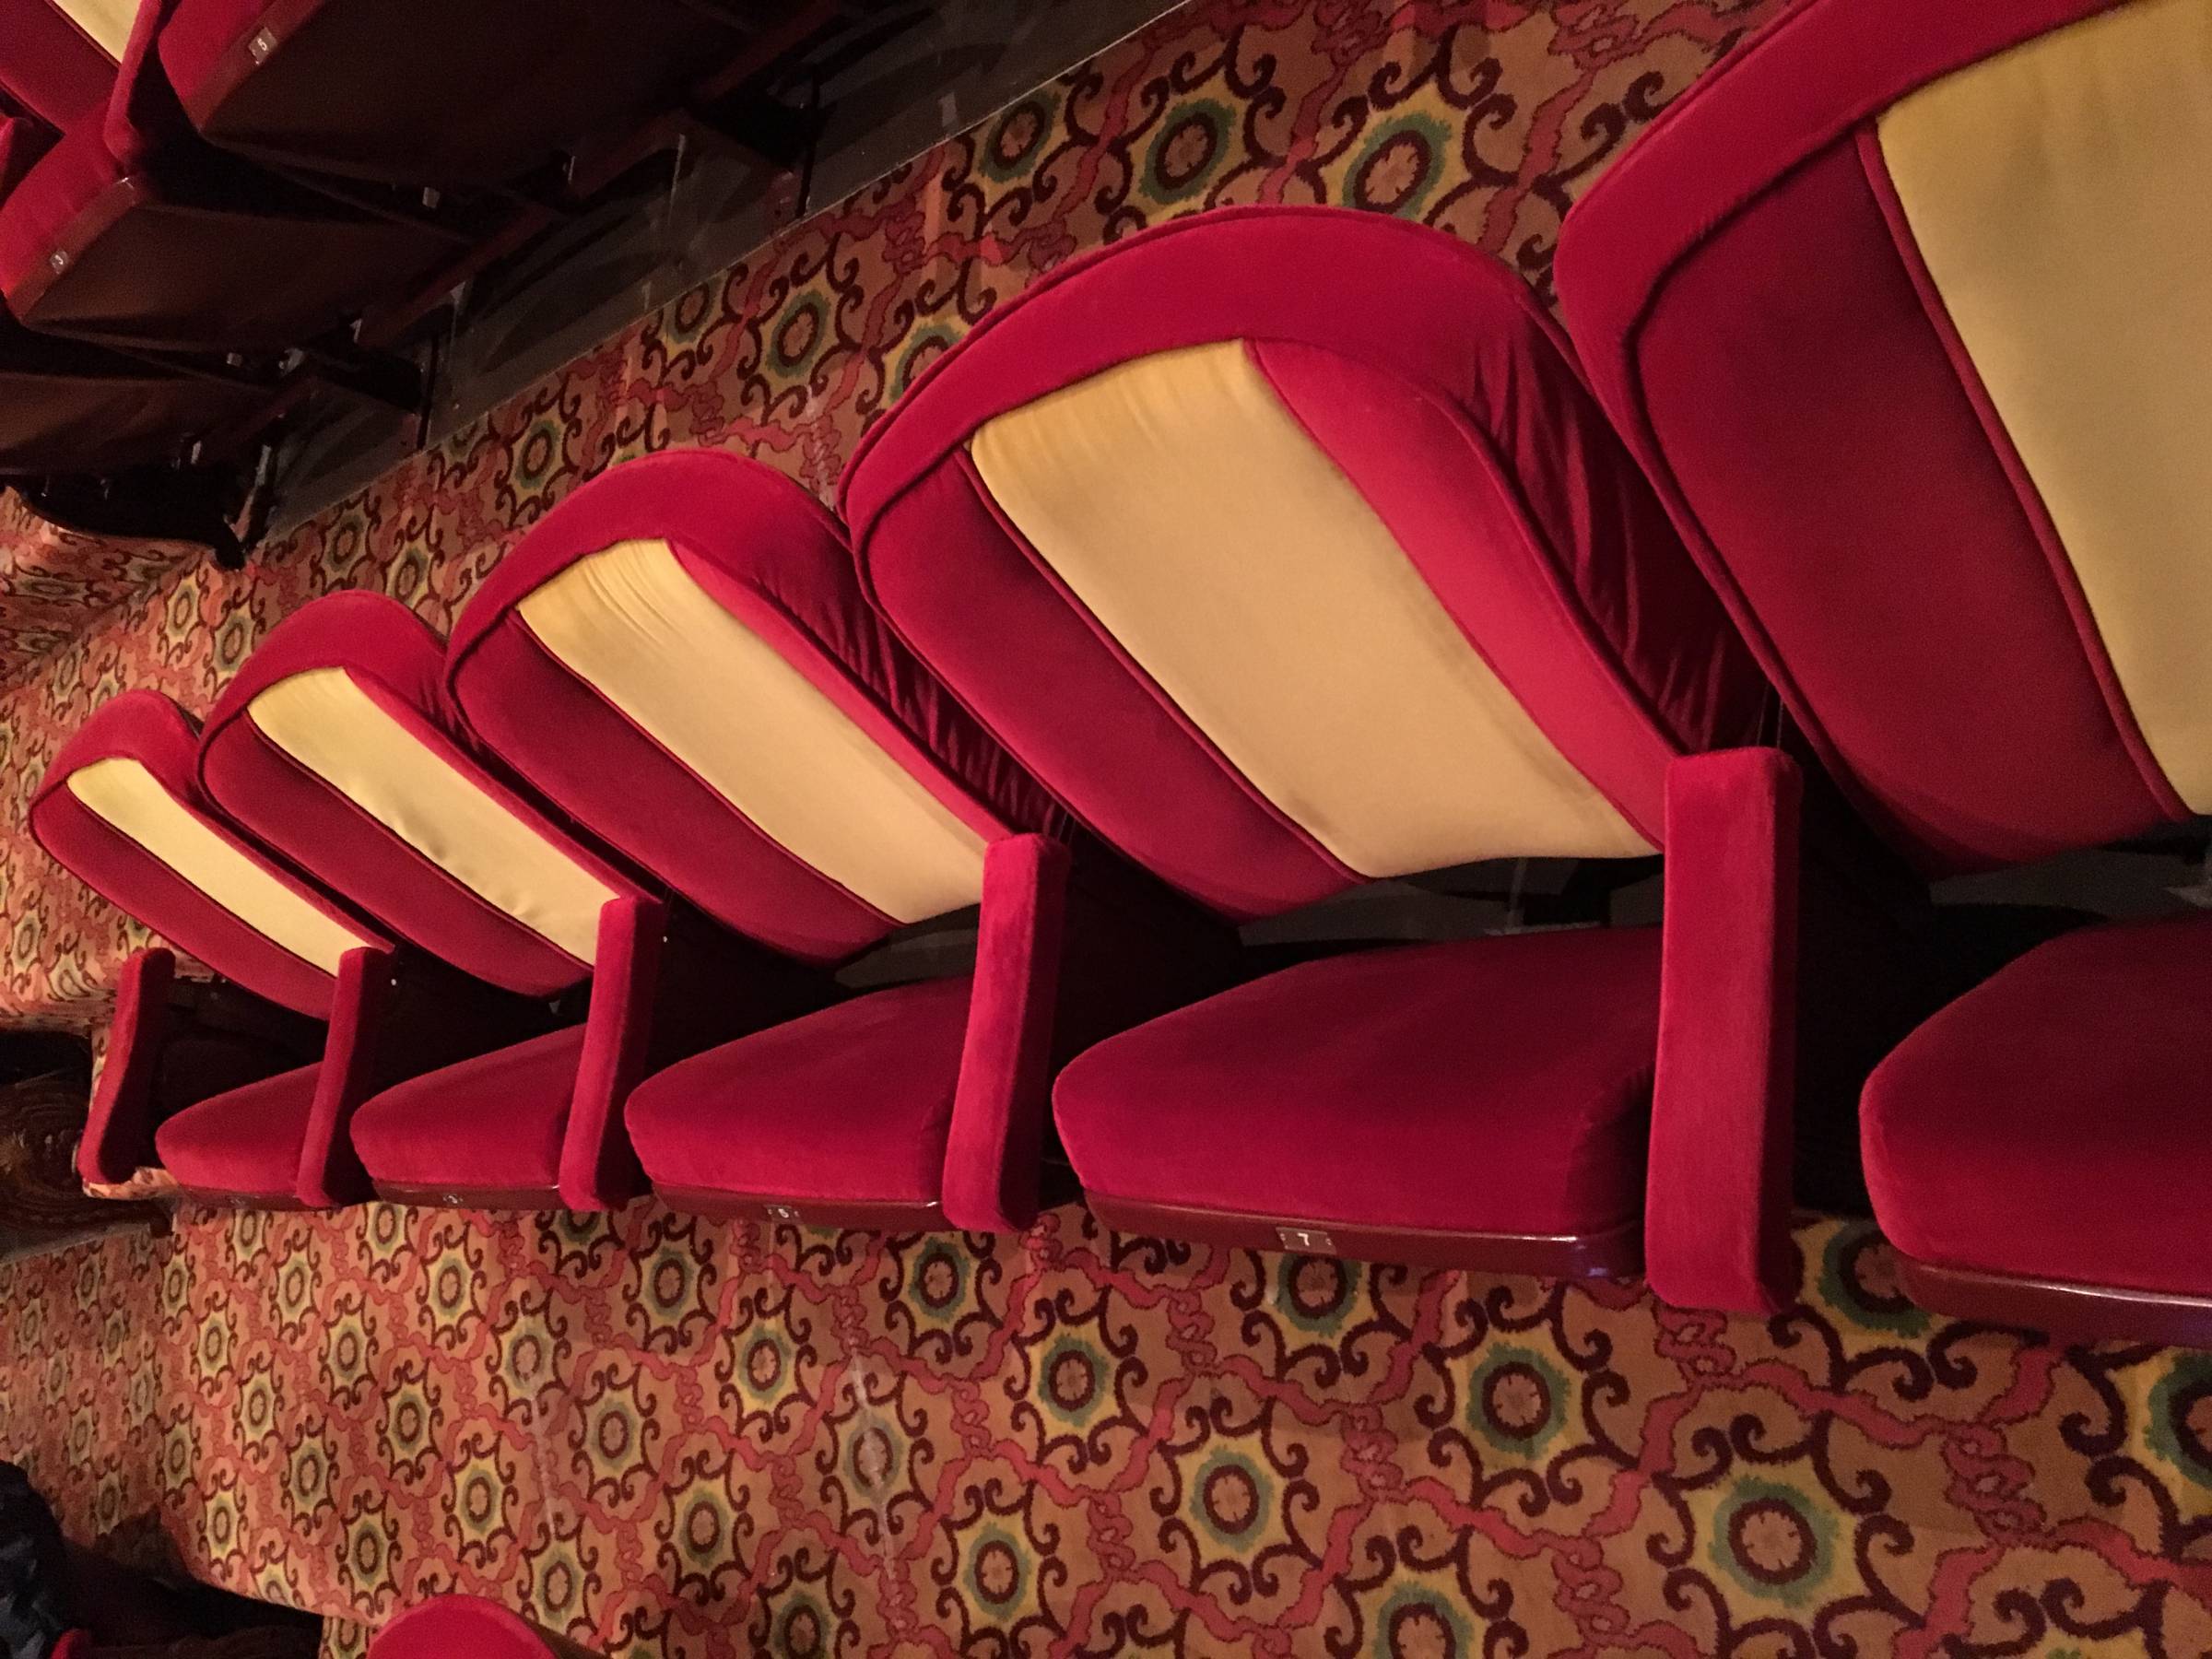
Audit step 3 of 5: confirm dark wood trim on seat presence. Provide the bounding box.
[1087,1194,1644,1278]
[655,1186,947,1231]
[371,1182,566,1211]
[1899,1255,2212,1348]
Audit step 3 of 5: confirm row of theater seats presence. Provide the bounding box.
[29,0,2211,1347]
[0,0,811,476]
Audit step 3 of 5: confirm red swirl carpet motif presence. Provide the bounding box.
[2,3,2207,1655]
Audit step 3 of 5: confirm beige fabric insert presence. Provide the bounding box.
[52,0,131,60]
[517,538,987,924]
[1879,0,2212,808]
[65,756,371,975]
[246,667,614,962]
[970,339,1652,875]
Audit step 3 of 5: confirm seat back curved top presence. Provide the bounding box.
[29,687,390,1018]
[841,204,1771,922]
[445,448,1066,968]
[1557,0,2212,877]
[197,591,646,999]
[371,1595,597,1659]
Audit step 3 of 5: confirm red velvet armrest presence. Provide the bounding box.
[943,836,1073,1232]
[1648,747,1803,1314]
[944,835,1244,1233]
[291,943,394,1206]
[79,947,175,1187]
[558,894,666,1212]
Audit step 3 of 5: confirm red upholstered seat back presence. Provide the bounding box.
[841,205,1767,922]
[29,688,389,1017]
[371,1595,593,1659]
[0,0,115,132]
[446,450,1063,966]
[199,592,646,997]
[1559,0,2206,874]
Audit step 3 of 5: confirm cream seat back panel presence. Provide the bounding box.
[1879,0,2212,808]
[245,667,615,963]
[66,756,371,975]
[969,339,1652,876]
[517,538,988,924]
[53,0,131,60]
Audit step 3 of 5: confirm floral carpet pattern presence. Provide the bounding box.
[1,1207,2208,1658]
[0,0,1781,1027]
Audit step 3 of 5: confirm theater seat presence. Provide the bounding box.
[159,0,770,187]
[1558,0,2212,1339]
[0,307,264,471]
[628,975,976,1223]
[444,450,1135,1232]
[842,205,1821,1302]
[1863,916,2212,1335]
[28,688,396,1206]
[198,590,676,1209]
[151,1058,318,1201]
[1055,931,1660,1269]
[345,1027,585,1205]
[0,0,445,351]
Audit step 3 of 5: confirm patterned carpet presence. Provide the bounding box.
[1,1206,2208,1657]
[4,1,2210,1653]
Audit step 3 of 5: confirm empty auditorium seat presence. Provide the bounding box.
[157,0,770,187]
[1559,0,2212,1340]
[196,590,729,1209]
[842,205,1813,1302]
[0,0,446,350]
[28,688,394,1205]
[371,1596,600,1659]
[0,304,264,471]
[444,450,1187,1232]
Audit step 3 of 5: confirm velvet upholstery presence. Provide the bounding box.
[447,449,1062,966]
[29,688,386,1018]
[201,591,641,998]
[841,204,1787,1283]
[1555,0,2173,875]
[1557,0,2212,1335]
[78,945,174,1185]
[371,1595,584,1659]
[625,975,977,1217]
[1862,915,2212,1302]
[1053,928,1662,1252]
[843,205,1769,921]
[152,1057,319,1201]
[0,0,114,131]
[348,1025,584,1202]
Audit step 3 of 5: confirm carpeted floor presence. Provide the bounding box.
[2,1206,2208,1657]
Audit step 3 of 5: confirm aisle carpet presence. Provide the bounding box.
[2,1206,2208,1657]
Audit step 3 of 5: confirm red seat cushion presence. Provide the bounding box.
[371,1595,561,1659]
[1863,914,2212,1298]
[153,1061,321,1200]
[0,118,116,305]
[627,976,975,1206]
[1053,929,1663,1239]
[348,1026,585,1197]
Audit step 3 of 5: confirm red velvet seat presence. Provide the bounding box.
[197,591,673,1210]
[1559,0,2212,1338]
[151,1058,318,1201]
[843,205,1806,1301]
[0,0,444,350]
[344,1027,585,1204]
[157,0,771,187]
[371,1595,595,1659]
[628,975,976,1222]
[446,451,1093,1232]
[1057,932,1661,1267]
[1862,916,2212,1332]
[28,688,396,1206]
